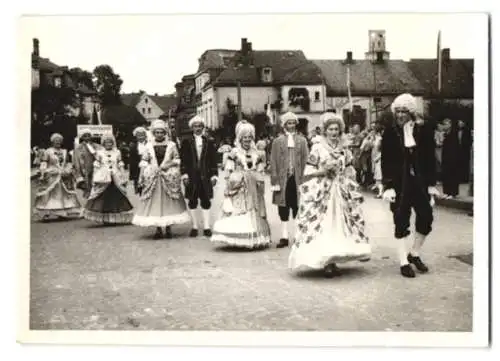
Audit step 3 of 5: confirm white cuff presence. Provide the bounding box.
[181,174,189,181]
[139,160,148,168]
[211,176,218,182]
[171,158,181,165]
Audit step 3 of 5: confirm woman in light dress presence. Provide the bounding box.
[211,123,272,249]
[34,133,82,221]
[83,135,134,225]
[132,119,191,239]
[288,113,371,277]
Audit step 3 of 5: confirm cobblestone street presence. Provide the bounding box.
[29,173,473,331]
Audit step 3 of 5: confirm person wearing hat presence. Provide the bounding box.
[381,93,440,278]
[132,119,191,239]
[270,111,309,248]
[34,133,82,221]
[73,128,101,199]
[129,126,150,195]
[180,115,219,237]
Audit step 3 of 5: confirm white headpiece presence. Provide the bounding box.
[101,134,116,146]
[236,123,255,142]
[50,133,63,143]
[320,112,345,133]
[391,93,417,114]
[188,115,205,129]
[150,119,167,131]
[281,111,298,127]
[133,126,147,137]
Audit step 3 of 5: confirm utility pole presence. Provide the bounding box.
[237,81,242,122]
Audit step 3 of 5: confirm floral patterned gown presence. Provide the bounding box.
[288,138,371,271]
[34,147,82,219]
[211,146,271,248]
[83,148,134,224]
[132,140,191,227]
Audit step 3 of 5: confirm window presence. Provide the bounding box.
[262,67,273,83]
[148,107,151,114]
[142,108,145,113]
[54,77,62,88]
[145,98,148,104]
[314,91,320,102]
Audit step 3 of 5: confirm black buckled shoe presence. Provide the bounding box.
[407,254,429,273]
[277,238,289,248]
[203,229,212,237]
[400,264,416,278]
[164,226,173,239]
[189,229,199,237]
[153,228,163,240]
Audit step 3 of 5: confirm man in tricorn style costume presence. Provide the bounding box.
[270,111,309,248]
[180,115,219,237]
[381,93,440,278]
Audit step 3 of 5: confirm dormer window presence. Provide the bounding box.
[262,67,273,83]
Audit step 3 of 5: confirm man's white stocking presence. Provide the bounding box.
[410,232,426,257]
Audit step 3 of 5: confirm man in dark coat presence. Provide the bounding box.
[180,115,219,237]
[381,93,440,278]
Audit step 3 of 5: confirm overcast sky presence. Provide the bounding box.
[21,13,485,95]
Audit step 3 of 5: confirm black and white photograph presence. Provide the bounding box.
[16,10,490,348]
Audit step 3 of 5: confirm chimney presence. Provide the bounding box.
[241,38,248,54]
[33,38,39,57]
[346,51,353,63]
[247,42,252,52]
[442,48,450,63]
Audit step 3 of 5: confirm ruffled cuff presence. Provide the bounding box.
[139,160,148,168]
[93,160,100,168]
[211,176,218,183]
[118,161,125,169]
[170,158,181,166]
[76,176,84,183]
[181,174,189,181]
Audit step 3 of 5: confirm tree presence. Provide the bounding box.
[93,65,123,106]
[69,67,94,90]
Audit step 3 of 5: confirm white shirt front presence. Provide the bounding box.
[137,141,148,156]
[194,135,203,159]
[403,121,416,148]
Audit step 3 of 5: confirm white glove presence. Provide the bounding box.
[382,189,396,203]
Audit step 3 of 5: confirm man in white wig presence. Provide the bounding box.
[129,126,149,194]
[381,93,440,278]
[180,115,219,237]
[270,111,309,248]
[74,128,100,199]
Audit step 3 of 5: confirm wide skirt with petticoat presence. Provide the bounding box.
[83,180,134,224]
[288,176,371,271]
[34,175,82,219]
[132,177,191,227]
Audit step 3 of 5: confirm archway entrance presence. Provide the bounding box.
[297,118,309,137]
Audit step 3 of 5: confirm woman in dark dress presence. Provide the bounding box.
[83,135,134,224]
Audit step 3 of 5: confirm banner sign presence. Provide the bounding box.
[77,125,113,137]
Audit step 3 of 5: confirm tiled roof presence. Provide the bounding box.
[100,104,147,125]
[407,59,473,99]
[214,50,323,86]
[197,49,238,73]
[149,94,177,114]
[121,93,142,107]
[313,59,425,96]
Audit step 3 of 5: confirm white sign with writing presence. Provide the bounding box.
[77,125,113,137]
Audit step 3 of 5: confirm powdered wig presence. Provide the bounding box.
[188,115,205,129]
[281,111,298,128]
[391,93,418,114]
[50,133,64,143]
[101,134,116,147]
[133,126,147,137]
[236,123,256,142]
[150,119,167,133]
[320,112,345,135]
